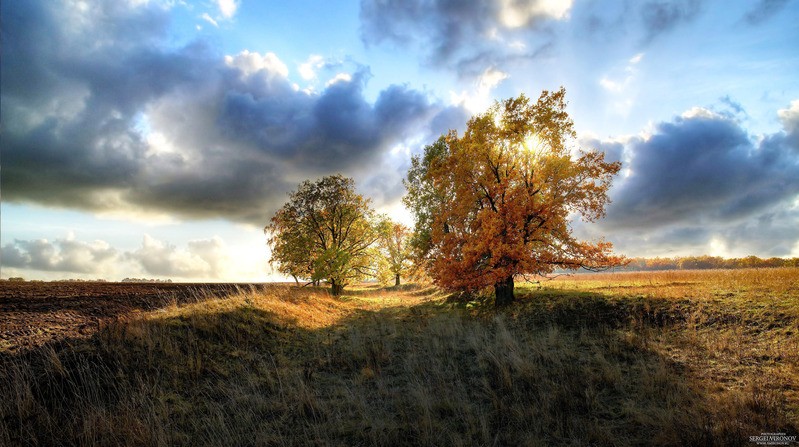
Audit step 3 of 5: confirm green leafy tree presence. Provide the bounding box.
[266,175,379,296]
[376,220,412,286]
[403,136,452,272]
[405,88,623,305]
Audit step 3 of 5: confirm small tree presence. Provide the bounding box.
[266,175,379,296]
[376,220,412,286]
[405,88,623,305]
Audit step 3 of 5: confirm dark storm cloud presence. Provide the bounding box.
[603,109,799,231]
[126,158,294,225]
[218,70,436,170]
[1,0,214,211]
[1,0,446,225]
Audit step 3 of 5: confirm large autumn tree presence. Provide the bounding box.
[266,175,379,296]
[405,88,623,305]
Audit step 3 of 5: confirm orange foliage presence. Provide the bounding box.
[408,89,623,302]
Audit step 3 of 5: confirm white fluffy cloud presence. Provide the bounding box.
[224,50,289,78]
[299,54,326,80]
[1,235,118,274]
[127,235,217,278]
[123,234,274,281]
[1,233,273,281]
[497,0,572,28]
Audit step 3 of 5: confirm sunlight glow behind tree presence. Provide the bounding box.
[405,88,624,305]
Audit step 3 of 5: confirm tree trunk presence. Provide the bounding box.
[331,281,344,296]
[292,275,299,286]
[395,274,401,287]
[494,276,515,306]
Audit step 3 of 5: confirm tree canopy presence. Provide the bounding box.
[266,175,379,296]
[405,88,623,304]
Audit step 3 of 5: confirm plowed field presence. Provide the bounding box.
[0,282,274,353]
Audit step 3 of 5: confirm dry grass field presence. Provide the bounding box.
[1,268,797,446]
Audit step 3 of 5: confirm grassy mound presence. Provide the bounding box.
[2,270,797,446]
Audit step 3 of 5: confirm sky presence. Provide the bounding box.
[1,0,798,282]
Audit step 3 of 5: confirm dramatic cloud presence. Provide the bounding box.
[360,0,568,76]
[606,108,799,228]
[1,236,118,274]
[1,0,456,226]
[578,102,799,257]
[359,0,708,78]
[0,233,268,280]
[217,66,436,170]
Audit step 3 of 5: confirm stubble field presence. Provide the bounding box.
[1,268,797,446]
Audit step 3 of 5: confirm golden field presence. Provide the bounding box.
[1,268,797,446]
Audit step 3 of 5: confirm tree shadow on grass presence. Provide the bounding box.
[1,288,796,446]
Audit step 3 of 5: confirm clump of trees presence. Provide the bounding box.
[267,89,623,304]
[404,88,623,305]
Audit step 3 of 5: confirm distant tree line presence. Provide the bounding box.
[613,256,799,272]
[121,278,173,283]
[53,279,109,283]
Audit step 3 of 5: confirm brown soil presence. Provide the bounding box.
[0,282,277,354]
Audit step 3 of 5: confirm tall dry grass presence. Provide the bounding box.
[1,270,797,446]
